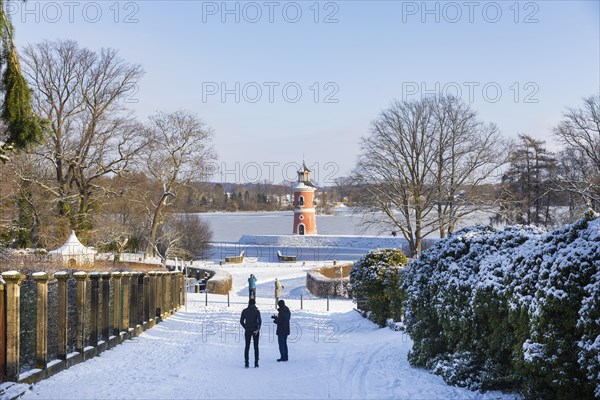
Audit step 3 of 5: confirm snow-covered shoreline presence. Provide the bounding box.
[239,233,411,249]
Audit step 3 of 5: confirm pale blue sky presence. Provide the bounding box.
[10,0,600,185]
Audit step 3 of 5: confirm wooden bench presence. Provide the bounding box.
[225,251,245,263]
[277,250,296,262]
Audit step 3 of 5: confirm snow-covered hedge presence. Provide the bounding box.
[350,248,408,327]
[402,211,600,399]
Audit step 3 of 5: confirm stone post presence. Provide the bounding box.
[137,273,145,326]
[2,271,25,382]
[166,272,172,314]
[173,272,179,310]
[175,272,181,309]
[89,273,100,347]
[73,272,88,353]
[121,272,131,331]
[148,272,157,325]
[111,272,122,336]
[162,272,169,317]
[33,272,53,369]
[100,273,111,341]
[181,272,186,307]
[129,272,138,330]
[180,272,184,307]
[143,274,150,325]
[155,272,163,320]
[0,281,5,381]
[54,272,69,361]
[168,271,174,314]
[172,272,177,309]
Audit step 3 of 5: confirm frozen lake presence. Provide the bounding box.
[196,208,496,243]
[197,209,381,242]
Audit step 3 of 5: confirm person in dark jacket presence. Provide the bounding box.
[272,299,291,362]
[240,298,262,368]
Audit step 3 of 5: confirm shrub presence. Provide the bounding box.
[403,224,541,390]
[350,248,408,327]
[507,211,600,398]
[402,212,600,399]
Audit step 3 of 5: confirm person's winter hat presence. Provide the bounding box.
[249,299,256,305]
[278,300,285,307]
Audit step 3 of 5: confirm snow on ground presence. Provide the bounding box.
[20,264,517,400]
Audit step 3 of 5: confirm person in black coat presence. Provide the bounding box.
[272,299,291,362]
[240,298,262,368]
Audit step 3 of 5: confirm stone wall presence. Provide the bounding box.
[0,270,184,385]
[306,265,352,298]
[188,267,232,295]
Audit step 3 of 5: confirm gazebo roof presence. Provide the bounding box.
[48,230,96,255]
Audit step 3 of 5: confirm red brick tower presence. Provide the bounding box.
[292,162,317,235]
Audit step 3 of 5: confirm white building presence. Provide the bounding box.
[48,230,96,267]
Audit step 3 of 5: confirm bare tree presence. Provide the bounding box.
[153,221,182,268]
[333,176,355,204]
[162,214,212,260]
[93,172,153,258]
[553,95,600,211]
[354,98,438,256]
[95,217,131,262]
[21,40,145,239]
[430,96,506,237]
[554,147,594,222]
[354,97,506,255]
[142,110,216,257]
[4,151,72,249]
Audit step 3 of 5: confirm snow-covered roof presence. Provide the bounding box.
[293,181,315,191]
[49,230,96,255]
[294,181,308,190]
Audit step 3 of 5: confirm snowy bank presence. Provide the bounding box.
[238,234,439,257]
[239,234,408,249]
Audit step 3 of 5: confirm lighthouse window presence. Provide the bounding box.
[299,215,304,220]
[299,196,304,206]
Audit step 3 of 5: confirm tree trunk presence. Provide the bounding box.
[145,192,175,257]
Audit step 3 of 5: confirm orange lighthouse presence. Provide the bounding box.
[292,162,317,235]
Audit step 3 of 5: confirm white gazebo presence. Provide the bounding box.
[48,230,96,267]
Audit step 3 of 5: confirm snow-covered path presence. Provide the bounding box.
[20,265,515,399]
[21,301,513,399]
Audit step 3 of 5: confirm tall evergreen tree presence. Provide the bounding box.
[496,134,557,227]
[0,1,46,162]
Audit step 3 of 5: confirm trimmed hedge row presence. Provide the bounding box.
[402,212,600,399]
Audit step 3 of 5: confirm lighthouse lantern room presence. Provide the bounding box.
[292,162,317,235]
